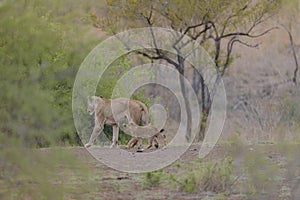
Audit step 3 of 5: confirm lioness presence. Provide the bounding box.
[85,96,150,148]
[123,123,167,150]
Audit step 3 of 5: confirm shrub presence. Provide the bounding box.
[168,157,234,194]
[143,170,163,188]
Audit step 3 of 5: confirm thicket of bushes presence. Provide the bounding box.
[0,0,108,147]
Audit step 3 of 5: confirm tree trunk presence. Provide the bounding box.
[176,55,192,142]
[179,72,193,142]
[197,101,211,141]
[192,68,212,142]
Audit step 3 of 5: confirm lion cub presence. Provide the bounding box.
[122,123,166,150]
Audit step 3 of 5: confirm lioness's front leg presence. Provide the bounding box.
[111,125,119,148]
[85,122,104,148]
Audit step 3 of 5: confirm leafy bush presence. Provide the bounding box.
[243,150,279,197]
[143,170,163,188]
[0,0,100,147]
[0,134,91,199]
[168,157,234,194]
[180,173,197,193]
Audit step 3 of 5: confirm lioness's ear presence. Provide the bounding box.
[91,96,101,104]
[87,96,96,103]
[90,96,97,101]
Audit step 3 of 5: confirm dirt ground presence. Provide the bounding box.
[68,142,300,200]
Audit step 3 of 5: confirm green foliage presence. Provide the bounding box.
[92,0,280,71]
[272,93,300,140]
[215,193,227,200]
[89,0,281,142]
[96,55,133,98]
[277,143,300,182]
[0,0,99,147]
[180,173,197,193]
[0,134,92,199]
[143,170,163,188]
[243,150,279,196]
[199,156,234,193]
[102,0,279,31]
[281,95,300,124]
[168,157,234,194]
[0,0,106,198]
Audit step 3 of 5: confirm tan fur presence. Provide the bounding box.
[127,136,160,150]
[85,96,150,148]
[123,123,166,149]
[127,137,139,149]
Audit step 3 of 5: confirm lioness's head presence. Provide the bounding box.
[87,96,102,115]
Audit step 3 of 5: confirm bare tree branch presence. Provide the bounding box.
[281,25,299,85]
[222,37,260,76]
[191,24,212,40]
[221,26,278,39]
[234,39,260,49]
[135,49,179,68]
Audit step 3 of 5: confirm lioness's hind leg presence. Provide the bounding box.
[145,129,166,149]
[146,136,154,149]
[111,125,119,148]
[127,137,138,149]
[153,137,159,148]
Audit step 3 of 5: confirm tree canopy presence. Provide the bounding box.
[89,0,281,141]
[93,0,279,73]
